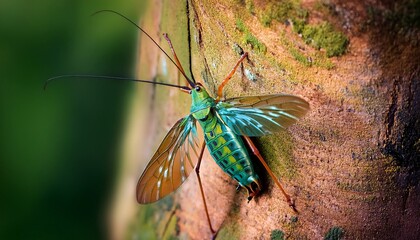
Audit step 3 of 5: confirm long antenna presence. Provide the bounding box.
[44,75,191,91]
[92,9,196,87]
[186,0,196,83]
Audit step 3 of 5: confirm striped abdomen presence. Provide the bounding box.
[204,117,259,188]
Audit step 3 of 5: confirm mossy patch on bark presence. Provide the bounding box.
[324,226,344,240]
[235,18,267,53]
[296,22,349,57]
[271,229,285,240]
[237,0,349,57]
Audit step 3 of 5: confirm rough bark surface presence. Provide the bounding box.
[113,0,420,239]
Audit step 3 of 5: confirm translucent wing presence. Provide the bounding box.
[216,94,309,136]
[136,115,203,203]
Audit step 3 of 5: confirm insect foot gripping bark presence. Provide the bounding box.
[134,32,309,238]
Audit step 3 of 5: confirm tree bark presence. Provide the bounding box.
[112,0,420,239]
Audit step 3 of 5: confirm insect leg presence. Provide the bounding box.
[195,141,218,238]
[216,52,248,100]
[163,33,189,86]
[243,136,298,213]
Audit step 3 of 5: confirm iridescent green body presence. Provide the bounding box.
[203,116,259,187]
[137,79,309,203]
[191,86,260,194]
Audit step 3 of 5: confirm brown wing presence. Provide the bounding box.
[136,115,203,204]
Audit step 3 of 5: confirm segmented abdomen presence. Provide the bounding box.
[204,118,258,186]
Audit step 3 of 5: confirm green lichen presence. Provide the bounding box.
[314,57,335,69]
[289,47,312,66]
[251,0,348,57]
[235,18,246,32]
[324,227,344,240]
[243,32,267,53]
[298,22,349,57]
[292,18,307,33]
[278,25,336,70]
[259,0,307,27]
[271,229,285,240]
[235,18,267,54]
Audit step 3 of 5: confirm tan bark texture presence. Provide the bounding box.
[112,0,420,239]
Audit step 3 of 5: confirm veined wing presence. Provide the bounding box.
[216,94,309,136]
[136,115,203,204]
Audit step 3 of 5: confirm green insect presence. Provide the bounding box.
[133,25,309,240]
[46,10,309,239]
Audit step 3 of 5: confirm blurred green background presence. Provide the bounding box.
[0,0,144,239]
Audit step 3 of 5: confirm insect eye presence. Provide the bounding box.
[195,86,201,92]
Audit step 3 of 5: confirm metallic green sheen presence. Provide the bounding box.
[190,87,259,187]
